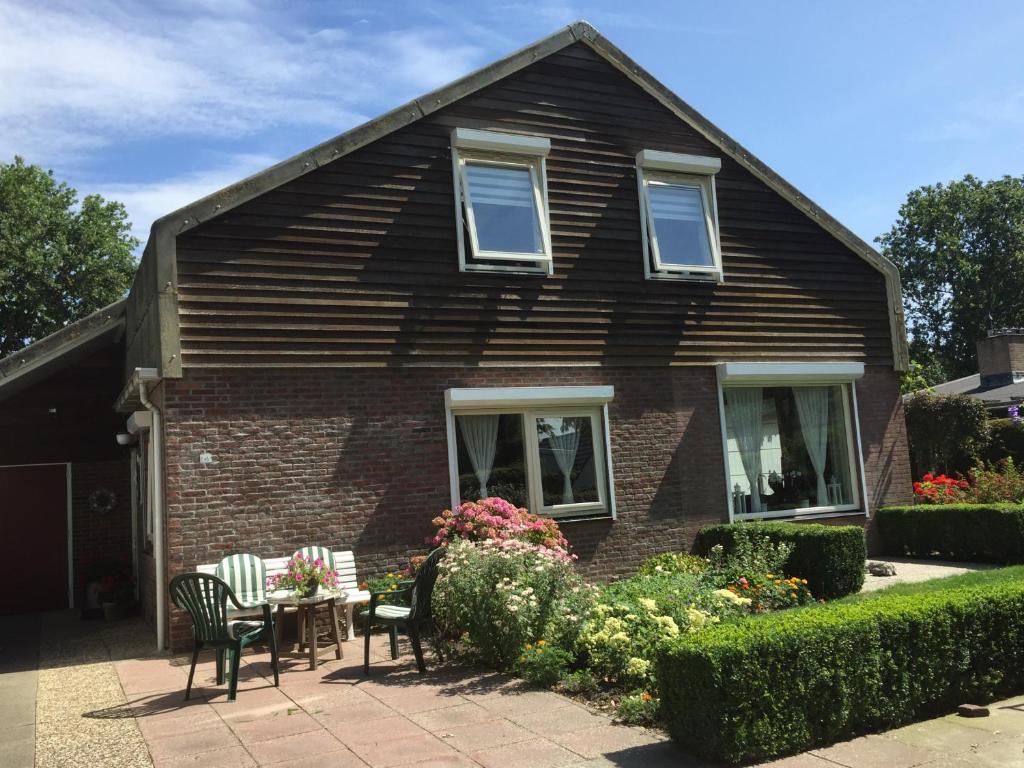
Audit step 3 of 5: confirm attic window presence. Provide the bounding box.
[637,150,723,281]
[452,128,553,274]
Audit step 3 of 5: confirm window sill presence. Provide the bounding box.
[647,270,723,283]
[549,510,614,524]
[734,508,866,523]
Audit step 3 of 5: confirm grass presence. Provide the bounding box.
[837,564,1024,604]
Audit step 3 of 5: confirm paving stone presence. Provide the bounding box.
[548,724,666,760]
[228,710,323,743]
[810,734,941,768]
[435,718,533,752]
[325,715,428,746]
[752,755,838,768]
[245,729,347,765]
[409,702,493,732]
[147,724,243,761]
[506,703,611,736]
[259,747,369,768]
[885,720,991,754]
[153,745,258,768]
[471,737,580,768]
[347,732,461,768]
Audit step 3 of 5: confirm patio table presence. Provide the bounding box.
[268,589,370,670]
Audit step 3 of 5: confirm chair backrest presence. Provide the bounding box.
[198,549,360,593]
[169,573,235,643]
[293,546,335,570]
[409,548,445,622]
[215,554,267,607]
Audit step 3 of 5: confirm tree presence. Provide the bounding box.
[0,157,138,356]
[877,174,1024,383]
[903,392,990,477]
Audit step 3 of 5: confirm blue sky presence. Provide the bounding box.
[3,0,1022,248]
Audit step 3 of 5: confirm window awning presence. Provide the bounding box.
[445,385,614,410]
[716,362,865,385]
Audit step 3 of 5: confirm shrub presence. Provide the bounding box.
[558,669,598,695]
[912,472,969,503]
[657,580,1024,764]
[515,640,571,688]
[983,417,1024,466]
[876,504,1024,562]
[904,391,990,476]
[432,538,594,669]
[617,691,660,726]
[637,552,708,576]
[964,459,1024,503]
[692,522,866,599]
[430,497,570,553]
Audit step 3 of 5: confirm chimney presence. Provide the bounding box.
[977,329,1024,387]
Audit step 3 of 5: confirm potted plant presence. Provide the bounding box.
[98,572,135,620]
[268,553,340,598]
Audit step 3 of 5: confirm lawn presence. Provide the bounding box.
[838,563,1024,603]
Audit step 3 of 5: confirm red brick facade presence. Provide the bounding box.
[160,364,911,650]
[71,459,132,603]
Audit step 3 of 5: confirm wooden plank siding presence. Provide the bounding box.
[174,43,893,369]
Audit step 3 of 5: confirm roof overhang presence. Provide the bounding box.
[115,367,161,413]
[137,19,909,372]
[0,300,126,404]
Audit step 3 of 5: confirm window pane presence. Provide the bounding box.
[465,163,544,254]
[455,414,528,507]
[648,182,714,268]
[725,386,854,514]
[535,415,599,507]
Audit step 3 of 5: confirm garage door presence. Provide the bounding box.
[0,464,70,615]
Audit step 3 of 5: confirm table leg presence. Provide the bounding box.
[328,599,344,660]
[274,604,285,652]
[297,607,306,652]
[345,604,356,641]
[307,604,318,671]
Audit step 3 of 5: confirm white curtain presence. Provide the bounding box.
[549,427,582,505]
[458,415,499,498]
[725,388,765,514]
[794,387,831,506]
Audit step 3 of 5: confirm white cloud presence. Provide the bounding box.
[0,0,483,164]
[95,153,279,243]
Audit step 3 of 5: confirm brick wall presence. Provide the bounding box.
[160,364,911,649]
[71,459,132,604]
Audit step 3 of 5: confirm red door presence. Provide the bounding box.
[0,464,69,614]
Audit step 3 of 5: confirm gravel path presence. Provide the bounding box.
[861,556,994,592]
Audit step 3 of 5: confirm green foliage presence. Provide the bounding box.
[657,578,1024,764]
[984,418,1024,466]
[899,358,943,393]
[965,459,1024,503]
[558,669,598,695]
[878,174,1024,379]
[703,526,794,583]
[692,522,866,599]
[616,691,660,726]
[0,156,138,355]
[432,538,594,669]
[877,504,1024,562]
[903,392,991,475]
[515,641,571,688]
[637,552,708,576]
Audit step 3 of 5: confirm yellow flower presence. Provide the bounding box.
[766,573,774,579]
[525,643,533,650]
[801,579,808,585]
[537,640,546,646]
[519,656,527,663]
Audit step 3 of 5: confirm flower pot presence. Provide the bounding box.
[102,602,126,621]
[300,581,319,599]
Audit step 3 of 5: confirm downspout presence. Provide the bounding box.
[138,373,166,651]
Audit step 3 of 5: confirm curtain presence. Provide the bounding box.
[458,415,500,498]
[725,388,765,514]
[549,426,582,505]
[794,387,831,506]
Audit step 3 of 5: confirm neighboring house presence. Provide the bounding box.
[921,330,1024,414]
[0,21,912,649]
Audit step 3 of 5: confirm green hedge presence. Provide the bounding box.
[984,418,1024,465]
[877,504,1024,562]
[691,522,865,599]
[657,578,1024,764]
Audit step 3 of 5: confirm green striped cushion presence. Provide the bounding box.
[294,546,335,570]
[216,554,267,607]
[374,604,411,620]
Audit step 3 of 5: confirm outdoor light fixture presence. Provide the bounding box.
[116,432,136,446]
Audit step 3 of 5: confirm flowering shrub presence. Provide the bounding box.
[704,527,794,585]
[430,497,570,556]
[432,538,594,668]
[617,690,660,726]
[913,472,969,503]
[515,640,572,687]
[637,552,708,576]
[964,459,1024,503]
[722,573,814,612]
[267,554,339,597]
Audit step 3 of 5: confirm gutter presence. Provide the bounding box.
[135,367,166,651]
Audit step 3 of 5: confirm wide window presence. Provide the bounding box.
[446,387,614,519]
[452,128,552,274]
[722,384,859,519]
[637,150,722,280]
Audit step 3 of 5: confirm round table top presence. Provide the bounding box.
[267,588,370,606]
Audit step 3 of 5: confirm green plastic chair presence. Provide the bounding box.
[215,554,267,609]
[169,572,280,702]
[294,546,335,570]
[363,548,445,675]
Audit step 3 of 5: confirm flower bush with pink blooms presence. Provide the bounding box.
[267,554,340,597]
[430,497,571,556]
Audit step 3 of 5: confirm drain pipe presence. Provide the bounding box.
[137,369,166,651]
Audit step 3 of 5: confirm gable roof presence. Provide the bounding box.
[140,20,908,372]
[0,299,126,402]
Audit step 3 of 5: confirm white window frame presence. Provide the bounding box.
[451,128,553,275]
[444,386,616,520]
[715,362,870,523]
[636,149,723,282]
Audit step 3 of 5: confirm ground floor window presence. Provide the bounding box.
[723,383,858,518]
[448,392,612,518]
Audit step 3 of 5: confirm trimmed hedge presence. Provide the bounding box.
[691,521,865,599]
[877,504,1024,562]
[657,578,1024,764]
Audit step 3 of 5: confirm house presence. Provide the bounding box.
[0,21,913,649]
[922,330,1024,414]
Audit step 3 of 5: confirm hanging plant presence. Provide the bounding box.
[89,488,118,514]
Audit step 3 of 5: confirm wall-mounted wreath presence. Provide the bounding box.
[89,488,118,515]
